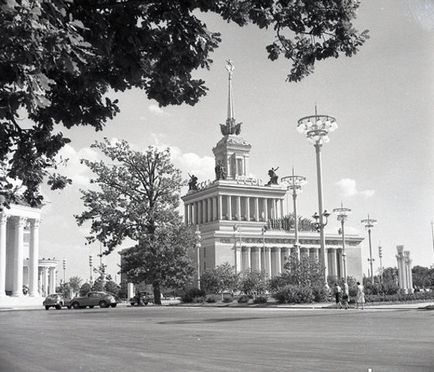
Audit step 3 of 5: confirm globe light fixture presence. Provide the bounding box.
[281,169,307,260]
[333,202,352,285]
[297,108,338,286]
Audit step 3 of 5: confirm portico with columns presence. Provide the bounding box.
[182,60,363,283]
[0,202,54,301]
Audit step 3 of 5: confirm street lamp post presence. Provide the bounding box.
[333,202,351,284]
[195,226,201,289]
[378,245,383,284]
[297,109,337,286]
[281,169,306,261]
[361,215,377,284]
[88,255,93,284]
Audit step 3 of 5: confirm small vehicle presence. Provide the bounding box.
[129,292,152,306]
[69,291,117,309]
[43,294,65,310]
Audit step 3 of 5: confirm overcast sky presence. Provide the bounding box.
[36,0,434,283]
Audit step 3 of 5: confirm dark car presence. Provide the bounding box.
[43,294,65,310]
[69,291,117,309]
[129,292,152,306]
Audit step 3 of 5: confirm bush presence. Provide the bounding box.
[273,285,314,304]
[222,293,233,303]
[181,288,205,303]
[253,295,268,304]
[192,296,205,303]
[205,294,220,303]
[237,294,250,304]
[312,285,329,303]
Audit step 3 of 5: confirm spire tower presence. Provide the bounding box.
[220,59,242,136]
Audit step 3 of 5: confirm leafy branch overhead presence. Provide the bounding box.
[0,0,368,206]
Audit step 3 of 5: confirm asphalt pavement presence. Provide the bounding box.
[0,305,433,372]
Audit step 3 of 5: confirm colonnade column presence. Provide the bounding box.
[267,248,272,278]
[263,199,268,221]
[227,196,232,220]
[254,198,259,222]
[11,217,26,297]
[49,267,56,294]
[212,198,217,221]
[29,219,40,296]
[43,268,49,296]
[246,197,250,221]
[0,214,7,297]
[236,196,241,221]
[218,196,222,220]
[246,247,251,271]
[207,199,212,222]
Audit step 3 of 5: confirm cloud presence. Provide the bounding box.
[148,104,169,116]
[335,178,375,199]
[56,144,100,187]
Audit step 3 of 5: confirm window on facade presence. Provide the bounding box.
[237,158,243,176]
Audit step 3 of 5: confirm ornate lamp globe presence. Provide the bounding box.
[297,114,338,145]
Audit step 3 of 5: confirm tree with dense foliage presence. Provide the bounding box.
[79,282,91,296]
[412,266,434,289]
[76,139,195,304]
[200,263,239,295]
[1,0,368,207]
[283,253,325,287]
[239,270,268,297]
[68,276,83,294]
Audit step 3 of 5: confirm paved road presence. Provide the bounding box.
[0,306,433,372]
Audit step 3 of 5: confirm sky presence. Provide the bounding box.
[36,0,434,283]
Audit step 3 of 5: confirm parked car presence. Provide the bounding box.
[129,292,152,306]
[68,291,117,309]
[43,294,65,310]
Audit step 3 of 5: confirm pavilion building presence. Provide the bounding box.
[181,61,363,282]
[0,202,57,301]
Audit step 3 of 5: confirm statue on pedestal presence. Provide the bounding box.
[215,161,226,180]
[188,174,198,191]
[266,166,279,185]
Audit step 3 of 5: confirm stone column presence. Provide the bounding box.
[267,247,272,278]
[0,214,7,297]
[11,217,26,297]
[38,268,42,294]
[396,246,405,291]
[328,249,337,279]
[236,196,241,221]
[252,247,261,272]
[246,247,251,271]
[332,249,338,279]
[254,198,259,222]
[280,199,284,219]
[218,196,223,220]
[207,198,212,223]
[184,205,188,224]
[49,267,56,294]
[227,196,232,221]
[235,242,242,273]
[212,198,217,221]
[276,248,282,275]
[191,203,196,225]
[246,197,250,221]
[263,199,268,221]
[29,219,40,296]
[43,267,49,296]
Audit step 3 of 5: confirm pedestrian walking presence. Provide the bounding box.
[342,282,349,310]
[355,281,365,310]
[333,283,342,309]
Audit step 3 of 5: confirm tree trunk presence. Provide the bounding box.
[153,280,161,305]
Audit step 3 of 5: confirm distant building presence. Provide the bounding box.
[181,61,363,282]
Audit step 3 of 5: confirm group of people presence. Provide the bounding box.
[333,281,365,310]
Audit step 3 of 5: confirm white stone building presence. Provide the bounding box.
[181,63,363,282]
[0,202,57,301]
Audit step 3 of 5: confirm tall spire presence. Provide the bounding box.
[226,59,235,122]
[220,59,242,136]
